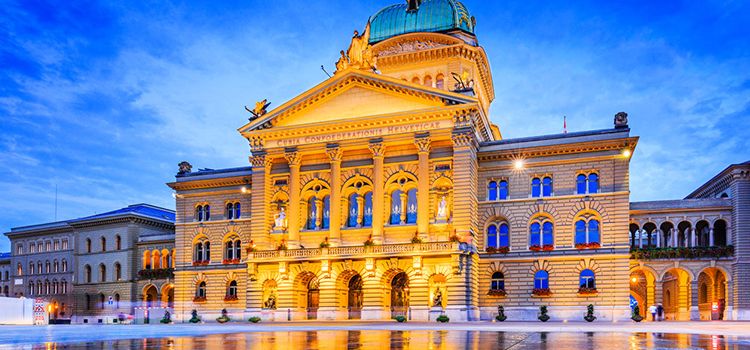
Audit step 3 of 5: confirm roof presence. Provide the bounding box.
[685,160,750,199]
[479,128,631,150]
[369,0,475,44]
[630,198,732,211]
[8,204,174,235]
[175,166,252,183]
[69,204,175,225]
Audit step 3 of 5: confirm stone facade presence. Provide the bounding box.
[0,253,11,297]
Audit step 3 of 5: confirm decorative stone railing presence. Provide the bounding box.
[249,242,466,261]
[137,268,174,280]
[630,246,734,260]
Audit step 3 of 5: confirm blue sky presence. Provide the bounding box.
[1,0,749,251]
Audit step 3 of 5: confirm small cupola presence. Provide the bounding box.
[407,0,421,11]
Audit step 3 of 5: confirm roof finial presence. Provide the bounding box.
[407,0,421,11]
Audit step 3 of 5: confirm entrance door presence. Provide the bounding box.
[348,275,363,319]
[390,272,409,318]
[307,279,319,320]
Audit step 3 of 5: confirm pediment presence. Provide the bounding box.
[239,69,476,133]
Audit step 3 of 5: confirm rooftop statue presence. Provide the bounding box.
[335,22,376,74]
[177,161,192,175]
[245,99,271,121]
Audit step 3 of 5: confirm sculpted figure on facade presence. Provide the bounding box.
[336,22,376,74]
[245,99,271,120]
[274,207,287,231]
[436,195,448,221]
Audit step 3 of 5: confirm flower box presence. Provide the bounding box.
[529,245,542,252]
[575,242,601,250]
[542,245,554,251]
[192,261,210,267]
[193,296,207,303]
[222,259,240,265]
[577,287,598,296]
[532,288,552,297]
[487,289,507,296]
[224,295,239,302]
[486,246,510,254]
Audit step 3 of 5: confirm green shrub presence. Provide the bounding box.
[538,306,550,322]
[436,314,450,323]
[188,309,201,324]
[495,305,507,322]
[248,316,261,323]
[631,305,644,322]
[216,308,230,323]
[159,311,172,324]
[394,315,406,323]
[584,304,596,322]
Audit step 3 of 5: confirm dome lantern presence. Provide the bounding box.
[368,0,475,44]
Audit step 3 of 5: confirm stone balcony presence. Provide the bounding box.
[248,241,470,262]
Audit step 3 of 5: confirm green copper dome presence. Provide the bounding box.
[368,0,475,44]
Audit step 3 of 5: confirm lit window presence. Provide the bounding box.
[577,173,600,195]
[574,217,601,246]
[542,177,553,197]
[531,178,541,198]
[529,217,554,249]
[488,181,497,201]
[579,269,596,289]
[491,272,505,291]
[196,281,207,298]
[534,270,549,289]
[363,192,373,227]
[486,223,510,250]
[227,280,237,297]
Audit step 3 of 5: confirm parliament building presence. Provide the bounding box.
[167,0,748,322]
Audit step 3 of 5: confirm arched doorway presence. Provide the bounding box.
[161,284,174,308]
[390,272,409,318]
[629,269,655,320]
[49,299,59,319]
[307,278,319,320]
[347,274,363,319]
[697,267,728,320]
[662,268,691,320]
[143,285,158,308]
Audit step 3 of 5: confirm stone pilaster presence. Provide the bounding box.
[327,145,343,245]
[451,128,479,244]
[249,151,273,249]
[369,140,386,244]
[285,149,301,249]
[415,134,431,240]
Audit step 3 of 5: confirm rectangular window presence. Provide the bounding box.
[498,181,509,200]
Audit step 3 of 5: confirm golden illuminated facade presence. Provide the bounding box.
[167,0,747,322]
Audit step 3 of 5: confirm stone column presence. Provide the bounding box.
[249,150,274,249]
[369,140,386,244]
[451,128,479,244]
[690,280,700,320]
[639,229,644,248]
[415,134,431,240]
[672,228,678,247]
[709,228,715,247]
[327,145,343,245]
[285,149,301,249]
[690,228,697,247]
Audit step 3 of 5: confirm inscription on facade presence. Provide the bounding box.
[266,120,450,148]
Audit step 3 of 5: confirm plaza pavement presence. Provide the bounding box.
[0,321,749,346]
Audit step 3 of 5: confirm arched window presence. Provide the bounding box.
[196,281,207,298]
[29,262,34,275]
[579,269,596,289]
[363,192,373,227]
[101,237,106,252]
[225,240,234,261]
[62,239,68,250]
[227,280,238,297]
[62,260,68,272]
[115,235,121,250]
[86,238,92,253]
[534,270,549,289]
[348,193,359,228]
[226,203,234,220]
[529,217,554,250]
[84,265,92,283]
[307,196,318,230]
[114,293,120,309]
[54,260,59,273]
[486,222,510,250]
[234,202,241,219]
[99,293,105,310]
[45,261,50,273]
[436,74,445,89]
[488,180,508,200]
[29,243,35,253]
[411,76,420,84]
[194,240,210,263]
[406,189,417,224]
[234,239,241,261]
[531,178,541,198]
[99,264,106,282]
[577,173,599,194]
[61,280,67,293]
[491,272,505,291]
[423,75,433,87]
[574,216,601,247]
[322,195,331,229]
[115,263,122,281]
[17,263,23,276]
[196,204,210,221]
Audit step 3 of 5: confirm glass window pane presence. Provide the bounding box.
[486,225,497,249]
[589,220,600,243]
[363,192,373,227]
[499,223,509,248]
[542,177,553,197]
[235,203,241,219]
[488,181,497,200]
[406,189,418,224]
[499,181,508,200]
[322,196,330,229]
[542,222,554,246]
[530,223,541,246]
[390,190,402,225]
[308,197,317,229]
[531,178,541,198]
[534,270,549,289]
[588,174,599,194]
[348,194,359,227]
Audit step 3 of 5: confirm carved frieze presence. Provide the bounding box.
[378,40,447,56]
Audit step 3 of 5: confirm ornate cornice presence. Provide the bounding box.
[167,176,251,191]
[451,128,478,150]
[477,137,638,162]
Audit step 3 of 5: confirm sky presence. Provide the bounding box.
[1,0,749,252]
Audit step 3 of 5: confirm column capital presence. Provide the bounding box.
[451,128,477,149]
[414,134,431,154]
[368,139,386,158]
[326,144,343,162]
[248,137,264,153]
[284,148,301,166]
[249,152,272,169]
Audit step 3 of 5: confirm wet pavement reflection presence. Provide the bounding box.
[8,330,750,349]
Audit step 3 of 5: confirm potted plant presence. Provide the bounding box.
[495,305,507,322]
[394,315,406,323]
[277,240,288,251]
[363,234,375,247]
[248,316,261,323]
[538,305,550,322]
[436,314,450,323]
[631,305,644,322]
[411,232,423,244]
[319,237,330,248]
[246,240,256,254]
[189,309,201,323]
[488,289,507,297]
[584,304,596,322]
[216,308,230,323]
[160,311,172,324]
